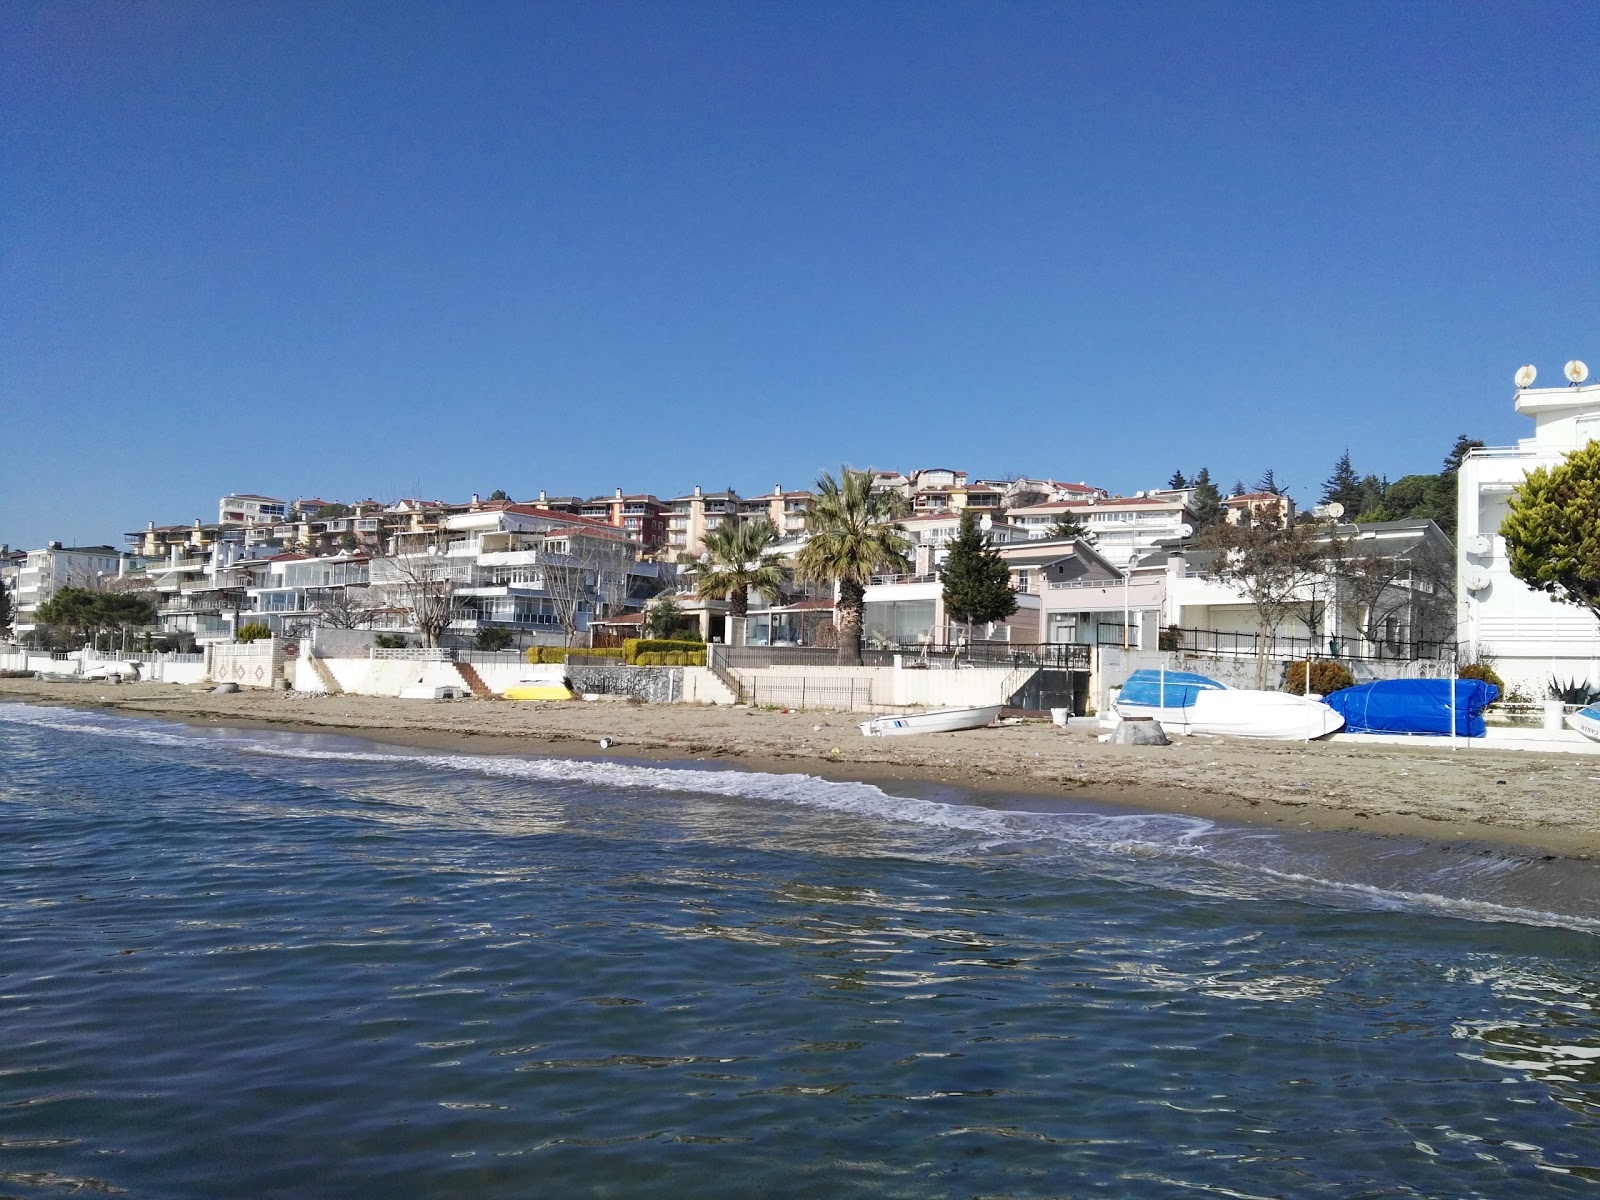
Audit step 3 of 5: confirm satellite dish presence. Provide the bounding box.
[1565,359,1590,384]
[1325,502,1345,518]
[1178,523,1195,538]
[1464,533,1492,556]
[1465,570,1491,592]
[1514,363,1537,389]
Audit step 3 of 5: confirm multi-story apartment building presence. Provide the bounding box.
[665,487,739,558]
[734,486,815,540]
[578,489,669,553]
[14,543,138,641]
[217,494,288,525]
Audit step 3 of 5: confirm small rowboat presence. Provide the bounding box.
[1568,703,1600,742]
[859,704,1002,737]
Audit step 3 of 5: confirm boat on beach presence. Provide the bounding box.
[1114,669,1344,740]
[501,664,576,701]
[1568,702,1600,742]
[859,704,1002,737]
[1323,678,1499,737]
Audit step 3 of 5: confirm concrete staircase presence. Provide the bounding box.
[308,652,344,695]
[452,660,495,699]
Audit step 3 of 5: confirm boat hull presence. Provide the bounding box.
[1114,670,1343,739]
[859,704,1002,737]
[503,683,574,701]
[1568,704,1600,742]
[1118,689,1344,740]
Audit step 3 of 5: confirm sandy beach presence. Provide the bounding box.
[5,676,1598,860]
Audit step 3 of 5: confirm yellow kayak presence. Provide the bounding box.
[502,665,575,701]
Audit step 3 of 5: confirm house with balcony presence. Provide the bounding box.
[1224,490,1295,527]
[1007,493,1198,569]
[244,553,374,636]
[857,513,1039,649]
[1457,366,1600,697]
[996,538,1138,648]
[371,505,642,646]
[217,494,288,526]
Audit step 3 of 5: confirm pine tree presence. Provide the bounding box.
[1045,509,1096,544]
[940,510,1018,642]
[1255,468,1282,495]
[1167,469,1188,489]
[1190,468,1224,528]
[1231,479,1247,497]
[1442,434,1485,475]
[1322,450,1363,513]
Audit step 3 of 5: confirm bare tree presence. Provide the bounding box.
[370,539,461,647]
[1336,539,1454,657]
[1198,521,1339,687]
[541,530,635,647]
[310,585,378,630]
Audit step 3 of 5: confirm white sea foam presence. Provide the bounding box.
[5,702,1599,934]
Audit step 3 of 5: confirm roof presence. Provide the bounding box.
[261,552,312,563]
[1226,491,1288,503]
[221,493,285,503]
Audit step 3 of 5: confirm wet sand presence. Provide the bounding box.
[4,677,1598,860]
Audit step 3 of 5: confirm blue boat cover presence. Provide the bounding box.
[1323,678,1499,737]
[1117,669,1227,710]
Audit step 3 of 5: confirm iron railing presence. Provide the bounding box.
[1102,622,1461,663]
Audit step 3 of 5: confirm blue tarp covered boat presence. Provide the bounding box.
[1323,678,1499,737]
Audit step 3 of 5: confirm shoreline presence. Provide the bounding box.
[4,677,1598,861]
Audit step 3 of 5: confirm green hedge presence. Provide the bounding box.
[633,650,706,667]
[524,646,626,664]
[623,638,706,663]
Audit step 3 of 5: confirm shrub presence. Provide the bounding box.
[1285,660,1354,696]
[624,638,707,664]
[236,622,273,644]
[1158,625,1183,651]
[1548,676,1600,705]
[375,633,408,649]
[475,627,514,651]
[1457,662,1505,699]
[531,646,626,664]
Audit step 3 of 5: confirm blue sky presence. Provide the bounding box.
[3,1,1596,550]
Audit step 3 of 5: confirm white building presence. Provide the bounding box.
[1007,493,1196,569]
[217,494,289,526]
[1457,367,1600,698]
[13,543,135,641]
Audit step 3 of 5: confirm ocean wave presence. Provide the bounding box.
[4,701,1598,934]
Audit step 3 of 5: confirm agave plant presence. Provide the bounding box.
[1548,676,1600,705]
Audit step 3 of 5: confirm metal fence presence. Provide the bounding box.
[744,676,876,712]
[1101,623,1460,663]
[720,642,1090,671]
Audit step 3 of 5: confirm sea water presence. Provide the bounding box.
[0,701,1596,1198]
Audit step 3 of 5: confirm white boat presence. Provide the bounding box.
[1567,703,1600,742]
[1114,669,1343,740]
[82,661,142,683]
[859,704,1002,737]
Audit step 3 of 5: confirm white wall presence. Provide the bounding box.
[1457,381,1600,698]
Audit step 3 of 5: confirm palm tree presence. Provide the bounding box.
[794,467,912,664]
[692,518,787,642]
